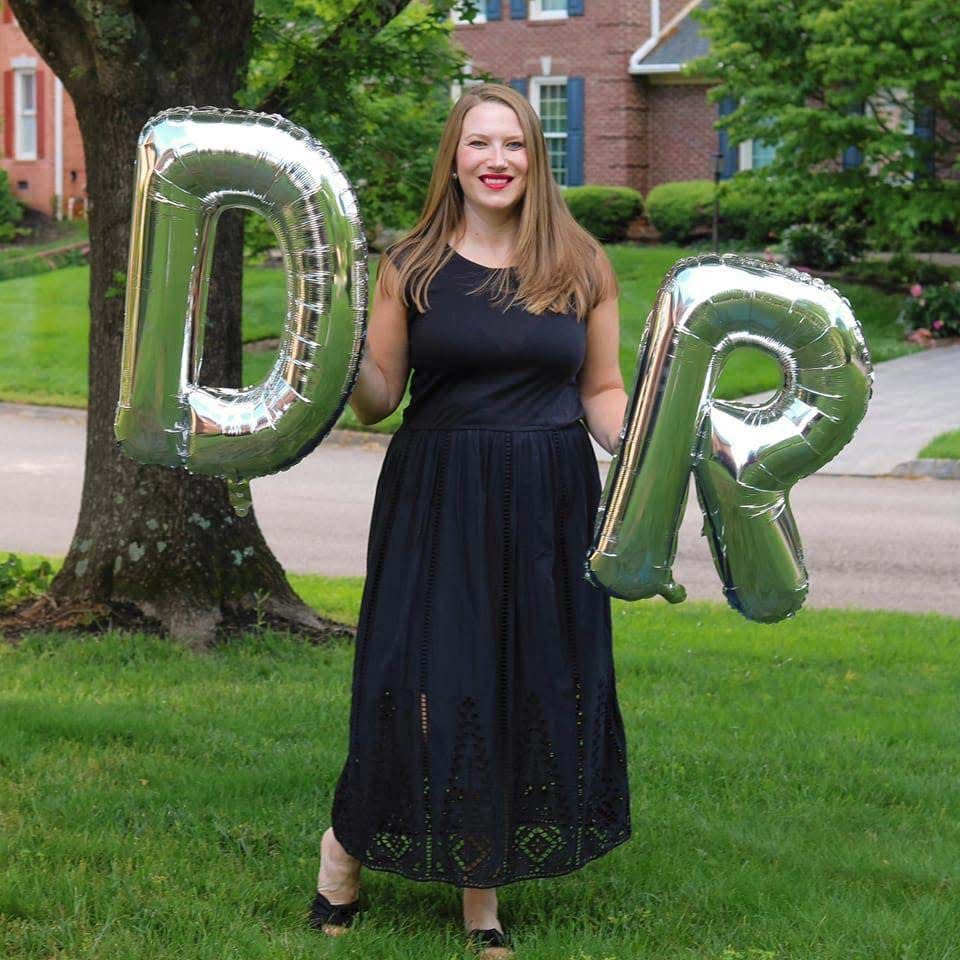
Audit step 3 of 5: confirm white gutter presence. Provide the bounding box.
[54,76,63,220]
[631,63,683,75]
[629,0,661,70]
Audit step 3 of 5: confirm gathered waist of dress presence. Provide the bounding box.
[399,418,587,434]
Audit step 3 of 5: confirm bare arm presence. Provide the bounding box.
[577,252,627,455]
[348,256,411,426]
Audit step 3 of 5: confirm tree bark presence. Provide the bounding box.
[11,0,325,645]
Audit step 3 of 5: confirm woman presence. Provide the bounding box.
[309,83,631,957]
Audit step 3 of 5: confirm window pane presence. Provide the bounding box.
[19,72,35,111]
[542,0,567,10]
[545,135,566,186]
[752,140,776,168]
[539,84,567,135]
[537,81,568,185]
[20,116,36,156]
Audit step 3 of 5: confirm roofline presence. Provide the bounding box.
[629,0,705,74]
[632,63,683,75]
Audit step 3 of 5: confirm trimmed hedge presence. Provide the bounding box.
[717,173,806,247]
[564,185,643,243]
[644,180,714,244]
[646,175,809,245]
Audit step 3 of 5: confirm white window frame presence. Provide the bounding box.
[530,0,568,21]
[451,0,486,24]
[737,139,776,171]
[14,67,37,161]
[530,75,569,186]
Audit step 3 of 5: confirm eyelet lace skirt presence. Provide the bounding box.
[330,419,631,888]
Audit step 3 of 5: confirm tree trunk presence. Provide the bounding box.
[11,1,326,645]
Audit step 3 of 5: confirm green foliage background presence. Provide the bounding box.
[691,0,960,251]
[241,0,469,241]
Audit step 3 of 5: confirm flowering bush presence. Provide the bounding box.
[897,282,960,342]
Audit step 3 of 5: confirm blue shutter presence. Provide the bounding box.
[842,145,862,170]
[485,0,501,19]
[914,103,935,178]
[717,95,738,180]
[510,0,525,18]
[566,76,585,186]
[568,0,585,14]
[842,101,864,170]
[509,77,528,98]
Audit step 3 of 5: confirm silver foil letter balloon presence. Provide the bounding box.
[586,254,873,623]
[115,106,366,500]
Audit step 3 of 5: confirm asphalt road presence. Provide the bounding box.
[3,403,958,619]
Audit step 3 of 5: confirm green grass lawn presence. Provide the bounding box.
[919,429,960,459]
[2,574,958,960]
[0,249,912,428]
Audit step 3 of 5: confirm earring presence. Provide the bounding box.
[451,171,458,179]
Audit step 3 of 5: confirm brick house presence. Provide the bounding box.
[452,0,743,195]
[0,2,86,218]
[0,0,749,220]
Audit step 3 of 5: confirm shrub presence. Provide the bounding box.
[717,173,805,246]
[781,223,850,270]
[243,213,278,263]
[563,186,643,242]
[882,253,955,286]
[897,282,960,340]
[846,254,957,289]
[645,180,714,244]
[0,554,52,609]
[0,169,22,242]
[865,180,960,253]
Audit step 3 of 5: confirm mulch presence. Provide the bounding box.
[0,595,356,647]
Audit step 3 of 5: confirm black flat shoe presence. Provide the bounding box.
[466,926,514,955]
[309,890,361,935]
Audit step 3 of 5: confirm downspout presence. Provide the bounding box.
[54,75,63,220]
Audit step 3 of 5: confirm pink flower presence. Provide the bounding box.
[933,319,945,330]
[910,283,924,298]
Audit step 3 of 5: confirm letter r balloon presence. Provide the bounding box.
[115,107,367,511]
[585,255,873,623]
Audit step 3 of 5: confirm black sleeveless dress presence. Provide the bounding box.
[330,249,631,888]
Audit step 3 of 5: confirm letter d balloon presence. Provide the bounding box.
[115,106,367,510]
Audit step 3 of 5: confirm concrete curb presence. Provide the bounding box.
[889,459,960,480]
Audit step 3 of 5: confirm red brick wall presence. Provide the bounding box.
[0,3,86,217]
[454,0,652,190]
[645,81,716,191]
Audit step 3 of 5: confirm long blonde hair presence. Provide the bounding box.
[381,83,615,321]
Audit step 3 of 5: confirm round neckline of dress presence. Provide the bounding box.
[447,246,513,271]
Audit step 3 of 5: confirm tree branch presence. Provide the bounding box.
[8,0,96,101]
[256,0,412,115]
